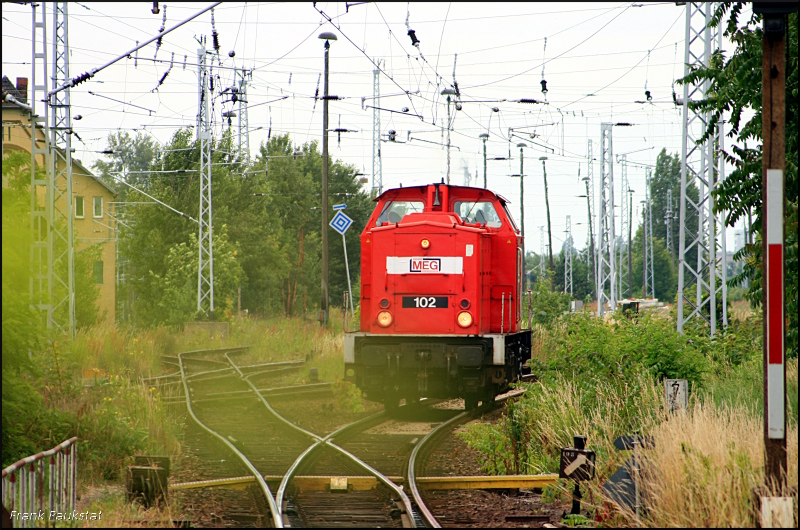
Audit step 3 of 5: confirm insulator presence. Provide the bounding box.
[407,29,420,47]
[455,103,462,111]
[388,130,396,141]
[645,90,652,101]
[152,2,159,14]
[540,79,548,94]
[401,107,409,113]
[519,98,538,104]
[71,72,92,87]
[212,31,220,52]
[182,55,187,70]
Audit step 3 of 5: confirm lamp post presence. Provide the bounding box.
[540,156,554,279]
[479,132,489,188]
[441,88,457,184]
[319,31,337,327]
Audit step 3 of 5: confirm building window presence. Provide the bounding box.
[93,261,103,284]
[75,196,85,218]
[93,196,103,218]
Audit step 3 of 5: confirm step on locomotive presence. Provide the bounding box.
[344,182,531,411]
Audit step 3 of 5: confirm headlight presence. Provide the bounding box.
[377,311,393,327]
[457,311,473,328]
[420,238,431,249]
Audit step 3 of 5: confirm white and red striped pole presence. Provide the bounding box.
[758,3,789,487]
[766,169,785,443]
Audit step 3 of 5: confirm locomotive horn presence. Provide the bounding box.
[433,184,441,207]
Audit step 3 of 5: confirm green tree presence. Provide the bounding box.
[92,131,158,199]
[631,224,676,302]
[649,149,699,262]
[678,4,797,357]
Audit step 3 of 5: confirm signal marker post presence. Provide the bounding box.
[330,208,355,319]
[755,2,793,489]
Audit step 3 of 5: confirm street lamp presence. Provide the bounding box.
[479,133,489,188]
[319,30,337,327]
[540,156,554,278]
[441,88,458,184]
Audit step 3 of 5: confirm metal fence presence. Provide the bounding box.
[2,437,78,528]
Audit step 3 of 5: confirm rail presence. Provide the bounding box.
[223,352,418,527]
[408,389,527,528]
[2,437,78,529]
[177,349,283,528]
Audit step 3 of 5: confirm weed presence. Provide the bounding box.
[331,380,364,413]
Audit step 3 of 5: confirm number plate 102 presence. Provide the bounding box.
[402,296,449,309]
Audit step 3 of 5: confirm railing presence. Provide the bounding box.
[2,437,78,528]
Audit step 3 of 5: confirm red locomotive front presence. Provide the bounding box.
[344,183,531,411]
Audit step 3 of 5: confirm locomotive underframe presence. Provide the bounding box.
[344,331,531,407]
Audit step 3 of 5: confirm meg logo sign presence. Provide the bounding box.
[386,256,463,275]
[410,258,441,272]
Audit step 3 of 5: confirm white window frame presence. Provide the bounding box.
[93,196,103,218]
[75,196,85,218]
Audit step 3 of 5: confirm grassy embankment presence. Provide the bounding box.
[459,309,798,528]
[2,313,355,526]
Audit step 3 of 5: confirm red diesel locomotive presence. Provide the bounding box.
[344,182,531,410]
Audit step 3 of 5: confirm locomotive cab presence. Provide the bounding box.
[344,183,531,410]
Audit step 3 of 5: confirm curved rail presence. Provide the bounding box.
[178,350,283,528]
[275,411,385,513]
[224,352,417,527]
[408,390,527,528]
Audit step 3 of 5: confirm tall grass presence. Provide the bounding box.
[460,309,799,527]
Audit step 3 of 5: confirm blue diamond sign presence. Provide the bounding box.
[330,210,354,235]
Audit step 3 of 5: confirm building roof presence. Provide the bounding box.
[2,77,117,196]
[2,75,27,106]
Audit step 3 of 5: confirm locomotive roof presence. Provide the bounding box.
[374,183,510,205]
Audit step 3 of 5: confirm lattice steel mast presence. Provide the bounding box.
[197,41,214,313]
[372,59,383,195]
[47,2,76,336]
[565,215,573,296]
[677,2,727,334]
[236,68,250,162]
[665,188,674,259]
[585,140,596,291]
[645,168,655,298]
[597,123,616,316]
[618,154,629,299]
[30,2,51,329]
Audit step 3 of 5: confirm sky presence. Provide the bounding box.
[2,2,751,254]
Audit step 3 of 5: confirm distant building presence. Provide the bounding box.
[3,75,117,323]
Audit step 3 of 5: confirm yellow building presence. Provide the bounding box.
[3,75,117,324]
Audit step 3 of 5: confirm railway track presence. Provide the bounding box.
[170,346,528,528]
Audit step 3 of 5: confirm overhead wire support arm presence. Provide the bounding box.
[364,105,423,119]
[109,173,198,224]
[88,91,155,115]
[48,2,222,96]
